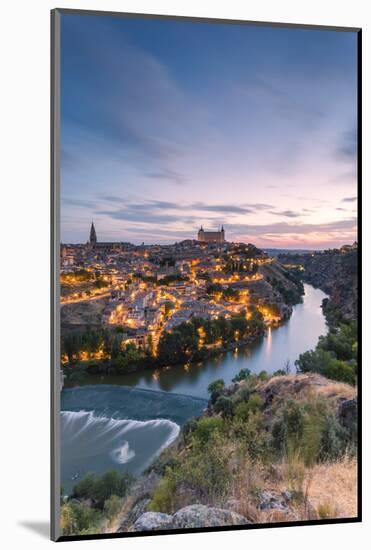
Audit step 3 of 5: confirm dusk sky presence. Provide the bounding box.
[61,13,358,248]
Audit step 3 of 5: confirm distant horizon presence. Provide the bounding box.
[61,221,356,251]
[61,13,358,249]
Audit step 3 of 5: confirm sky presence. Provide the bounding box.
[60,13,358,249]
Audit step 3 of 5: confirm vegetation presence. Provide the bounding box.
[206,283,240,301]
[157,312,265,366]
[62,311,265,378]
[269,274,304,305]
[295,322,357,385]
[61,269,95,283]
[147,371,357,520]
[60,470,133,536]
[134,273,189,287]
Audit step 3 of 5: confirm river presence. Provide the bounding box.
[61,283,327,494]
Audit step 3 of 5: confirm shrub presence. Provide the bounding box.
[247,393,264,412]
[319,413,349,460]
[273,369,286,377]
[72,473,96,500]
[258,370,269,381]
[60,502,103,536]
[182,417,199,442]
[317,502,336,519]
[234,392,264,422]
[193,417,225,446]
[234,385,251,404]
[103,495,122,520]
[151,432,231,510]
[207,378,225,404]
[73,470,132,508]
[207,379,225,393]
[214,396,234,418]
[272,400,306,456]
[232,368,251,383]
[234,401,251,422]
[148,475,177,513]
[177,433,231,502]
[272,396,354,466]
[233,412,268,461]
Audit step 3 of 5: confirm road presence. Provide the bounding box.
[60,291,111,307]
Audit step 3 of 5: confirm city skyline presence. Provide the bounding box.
[61,14,358,249]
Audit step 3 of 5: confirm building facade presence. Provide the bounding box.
[197,225,225,244]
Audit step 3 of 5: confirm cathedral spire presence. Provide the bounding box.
[89,221,97,245]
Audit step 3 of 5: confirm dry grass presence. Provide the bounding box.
[305,456,357,519]
[227,454,357,524]
[317,382,356,401]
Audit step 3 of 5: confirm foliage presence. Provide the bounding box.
[61,269,95,283]
[103,495,123,520]
[207,378,225,404]
[60,502,103,536]
[232,412,269,461]
[214,396,234,418]
[295,322,357,385]
[191,416,225,446]
[232,369,251,382]
[149,432,231,512]
[271,397,353,466]
[72,470,132,509]
[273,369,286,377]
[147,475,177,513]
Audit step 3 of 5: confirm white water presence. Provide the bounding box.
[61,410,180,494]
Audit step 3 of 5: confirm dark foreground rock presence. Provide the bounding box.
[132,504,250,531]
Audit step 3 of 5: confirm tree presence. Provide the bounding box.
[207,379,225,394]
[207,378,225,404]
[214,396,234,418]
[232,368,251,383]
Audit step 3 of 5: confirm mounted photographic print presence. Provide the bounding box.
[51,9,361,541]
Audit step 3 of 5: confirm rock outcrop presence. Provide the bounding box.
[132,505,250,532]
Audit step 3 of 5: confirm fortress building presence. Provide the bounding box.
[87,222,122,252]
[197,225,225,244]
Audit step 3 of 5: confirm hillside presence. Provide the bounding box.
[278,248,357,325]
[110,372,358,532]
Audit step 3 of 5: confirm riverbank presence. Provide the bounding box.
[60,284,329,494]
[63,329,265,384]
[60,372,358,535]
[119,373,358,531]
[64,284,328,397]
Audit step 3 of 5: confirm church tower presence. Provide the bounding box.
[89,221,97,247]
[221,225,225,242]
[198,225,204,241]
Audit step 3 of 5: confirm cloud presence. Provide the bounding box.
[190,202,255,214]
[147,169,186,185]
[243,203,273,210]
[62,19,210,178]
[94,199,278,234]
[225,217,357,237]
[342,196,357,203]
[269,210,301,218]
[97,208,182,225]
[62,197,98,209]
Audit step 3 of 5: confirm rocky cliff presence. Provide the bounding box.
[278,249,357,325]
